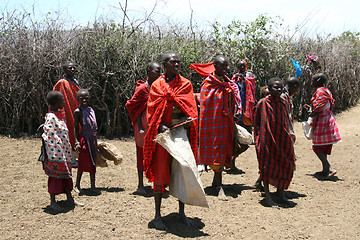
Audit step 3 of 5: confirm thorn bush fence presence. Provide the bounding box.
[0,11,359,137]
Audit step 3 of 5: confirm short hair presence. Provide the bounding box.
[62,61,76,70]
[146,61,161,73]
[286,77,300,87]
[162,52,177,64]
[213,55,226,66]
[77,89,89,98]
[312,73,327,84]
[260,86,269,98]
[46,91,63,106]
[267,77,282,88]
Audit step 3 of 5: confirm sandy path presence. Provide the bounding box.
[0,104,359,239]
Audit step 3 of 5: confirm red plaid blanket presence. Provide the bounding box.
[143,74,198,182]
[53,78,80,148]
[231,73,256,123]
[126,79,149,125]
[254,96,296,190]
[199,74,235,168]
[311,87,341,145]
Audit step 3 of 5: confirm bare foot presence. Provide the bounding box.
[217,187,228,201]
[49,202,64,212]
[265,197,279,207]
[135,186,146,195]
[148,217,167,231]
[179,213,194,226]
[254,181,265,192]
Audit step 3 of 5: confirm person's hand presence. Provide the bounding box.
[303,104,311,112]
[158,123,169,133]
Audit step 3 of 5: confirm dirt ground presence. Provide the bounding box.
[1,103,359,240]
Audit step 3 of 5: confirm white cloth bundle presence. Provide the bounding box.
[154,127,209,208]
[302,117,314,140]
[235,123,253,144]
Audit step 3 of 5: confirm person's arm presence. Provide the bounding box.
[74,109,81,151]
[136,113,144,133]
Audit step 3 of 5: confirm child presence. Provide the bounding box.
[42,91,84,211]
[260,86,270,98]
[126,62,161,195]
[74,89,98,194]
[304,73,341,178]
[282,77,300,143]
[254,78,296,207]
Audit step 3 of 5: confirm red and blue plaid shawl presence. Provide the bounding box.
[199,74,235,168]
[231,73,256,123]
[126,79,149,125]
[254,96,296,190]
[311,87,341,145]
[143,74,198,182]
[53,78,80,149]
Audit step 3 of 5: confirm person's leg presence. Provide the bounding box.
[49,193,63,211]
[214,171,227,201]
[136,169,146,195]
[74,171,83,193]
[179,201,193,226]
[263,181,277,207]
[276,188,291,204]
[136,146,146,195]
[254,175,264,191]
[148,188,167,231]
[65,188,84,207]
[316,152,330,174]
[90,173,96,189]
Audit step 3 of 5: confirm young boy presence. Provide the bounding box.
[304,73,341,178]
[126,62,161,195]
[282,77,300,143]
[74,89,98,194]
[42,91,84,211]
[254,78,296,207]
[254,78,300,191]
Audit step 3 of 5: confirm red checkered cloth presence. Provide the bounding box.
[311,87,341,145]
[199,74,235,169]
[126,79,149,125]
[254,96,296,190]
[53,78,80,149]
[143,74,198,182]
[231,73,256,123]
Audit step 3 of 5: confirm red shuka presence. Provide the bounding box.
[143,74,198,182]
[198,74,235,168]
[53,78,80,148]
[254,96,296,190]
[126,80,149,125]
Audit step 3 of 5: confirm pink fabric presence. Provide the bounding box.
[311,87,341,146]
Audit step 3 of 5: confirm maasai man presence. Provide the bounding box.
[254,78,296,207]
[304,73,341,178]
[126,62,161,195]
[199,55,235,201]
[143,52,198,231]
[53,61,80,166]
[230,59,256,172]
